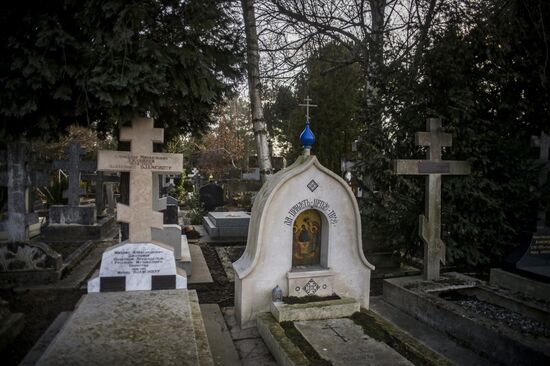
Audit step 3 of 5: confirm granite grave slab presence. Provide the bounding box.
[295,318,413,366]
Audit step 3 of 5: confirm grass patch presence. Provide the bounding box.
[280,321,332,366]
[350,310,453,366]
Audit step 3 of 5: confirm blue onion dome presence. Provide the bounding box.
[300,117,315,149]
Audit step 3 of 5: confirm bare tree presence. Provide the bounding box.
[255,0,441,89]
[242,0,273,183]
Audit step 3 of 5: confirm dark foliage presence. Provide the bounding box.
[0,0,244,142]
[358,0,550,268]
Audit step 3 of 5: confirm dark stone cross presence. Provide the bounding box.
[53,142,96,207]
[321,323,348,343]
[394,118,471,281]
[0,143,47,242]
[531,131,550,230]
[82,172,120,215]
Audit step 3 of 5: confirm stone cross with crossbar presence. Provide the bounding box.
[53,142,96,207]
[97,118,183,242]
[532,131,550,230]
[394,118,471,281]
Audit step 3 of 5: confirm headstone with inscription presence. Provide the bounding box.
[233,108,373,328]
[91,117,189,279]
[394,118,471,281]
[88,242,186,292]
[39,122,210,366]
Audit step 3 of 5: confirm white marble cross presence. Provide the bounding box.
[299,96,317,120]
[97,118,183,242]
[394,118,471,281]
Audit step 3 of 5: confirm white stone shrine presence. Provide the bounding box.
[233,105,374,328]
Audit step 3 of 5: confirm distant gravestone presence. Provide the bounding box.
[53,142,96,207]
[515,131,550,280]
[87,242,186,292]
[531,131,550,230]
[0,143,42,242]
[97,118,183,242]
[82,172,120,216]
[394,118,471,281]
[199,183,224,211]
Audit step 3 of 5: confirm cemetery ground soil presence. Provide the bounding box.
[0,240,386,365]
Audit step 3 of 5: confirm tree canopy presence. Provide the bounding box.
[0,0,244,142]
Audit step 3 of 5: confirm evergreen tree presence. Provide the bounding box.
[0,0,244,142]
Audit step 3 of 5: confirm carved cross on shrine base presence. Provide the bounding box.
[394,118,471,281]
[97,118,183,242]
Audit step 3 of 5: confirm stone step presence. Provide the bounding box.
[200,304,241,366]
[187,244,213,285]
[189,291,214,366]
[177,235,192,276]
[370,297,491,366]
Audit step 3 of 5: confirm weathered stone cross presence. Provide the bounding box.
[394,118,471,281]
[53,142,96,207]
[97,118,183,242]
[0,143,47,242]
[299,96,317,120]
[532,131,550,230]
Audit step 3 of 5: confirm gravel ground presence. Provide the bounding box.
[446,292,550,338]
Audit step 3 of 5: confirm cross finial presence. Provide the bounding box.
[299,96,317,120]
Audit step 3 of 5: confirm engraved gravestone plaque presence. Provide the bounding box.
[88,242,186,292]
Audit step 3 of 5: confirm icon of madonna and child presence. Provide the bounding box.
[292,209,322,267]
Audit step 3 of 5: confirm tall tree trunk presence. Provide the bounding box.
[241,0,272,183]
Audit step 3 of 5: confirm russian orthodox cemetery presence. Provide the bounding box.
[1,1,549,365]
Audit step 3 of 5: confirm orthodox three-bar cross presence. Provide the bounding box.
[394,118,471,281]
[53,142,96,207]
[97,118,183,242]
[532,131,550,230]
[299,96,317,120]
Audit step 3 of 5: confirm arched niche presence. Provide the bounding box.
[291,209,329,269]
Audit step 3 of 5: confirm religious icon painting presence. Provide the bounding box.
[292,209,322,267]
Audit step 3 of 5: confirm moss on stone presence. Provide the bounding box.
[280,321,332,366]
[257,313,310,366]
[351,310,453,366]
